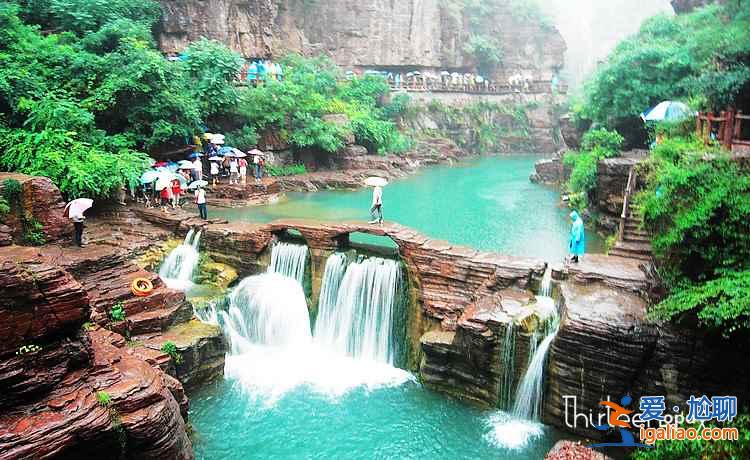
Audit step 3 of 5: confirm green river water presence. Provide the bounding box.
[190,155,593,459]
[209,155,603,260]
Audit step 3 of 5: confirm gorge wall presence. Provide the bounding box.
[158,0,565,83]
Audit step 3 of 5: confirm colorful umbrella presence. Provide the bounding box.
[64,198,93,218]
[641,101,694,122]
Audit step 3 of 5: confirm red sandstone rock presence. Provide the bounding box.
[545,440,611,460]
[0,173,72,244]
[0,328,193,459]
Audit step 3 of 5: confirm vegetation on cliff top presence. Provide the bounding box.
[0,0,410,198]
[573,2,750,144]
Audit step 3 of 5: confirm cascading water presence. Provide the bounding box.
[159,229,201,290]
[499,324,516,410]
[487,265,559,450]
[220,251,410,401]
[267,242,308,284]
[315,256,402,364]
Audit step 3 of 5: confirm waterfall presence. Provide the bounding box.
[159,229,201,290]
[314,252,348,331]
[539,266,552,297]
[499,323,516,410]
[315,256,402,364]
[267,242,308,284]
[220,253,410,401]
[487,266,559,449]
[220,273,312,352]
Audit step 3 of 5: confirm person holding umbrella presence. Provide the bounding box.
[365,177,387,224]
[190,181,209,219]
[209,156,221,186]
[64,198,93,247]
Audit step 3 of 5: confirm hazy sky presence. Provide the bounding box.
[536,0,675,88]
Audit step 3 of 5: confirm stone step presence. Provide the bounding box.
[623,233,651,243]
[608,248,653,261]
[612,240,653,256]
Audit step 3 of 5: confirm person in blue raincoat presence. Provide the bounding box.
[568,210,585,263]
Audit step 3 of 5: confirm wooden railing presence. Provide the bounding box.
[619,167,638,241]
[697,110,750,150]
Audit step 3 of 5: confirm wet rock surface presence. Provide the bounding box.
[0,172,72,243]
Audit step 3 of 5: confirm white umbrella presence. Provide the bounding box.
[208,156,222,162]
[248,149,264,156]
[188,180,209,189]
[178,160,195,170]
[64,198,93,218]
[364,177,388,187]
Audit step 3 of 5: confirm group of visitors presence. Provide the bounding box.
[346,69,495,93]
[239,60,284,85]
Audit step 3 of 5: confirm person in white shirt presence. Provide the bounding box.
[195,185,207,219]
[369,185,383,224]
[210,160,220,186]
[193,157,203,181]
[229,159,239,185]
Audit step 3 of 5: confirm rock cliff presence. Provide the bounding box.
[158,0,565,84]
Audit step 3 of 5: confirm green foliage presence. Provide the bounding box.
[639,147,750,284]
[462,34,503,74]
[580,128,624,155]
[0,197,9,217]
[109,302,126,322]
[632,414,750,460]
[96,390,112,407]
[266,164,307,177]
[160,340,183,364]
[224,125,258,151]
[383,93,411,120]
[16,344,42,355]
[648,270,750,335]
[563,128,623,212]
[579,4,750,127]
[181,38,244,119]
[0,128,152,199]
[22,213,45,246]
[1,178,22,205]
[235,54,409,155]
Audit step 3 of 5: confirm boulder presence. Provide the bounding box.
[0,173,72,244]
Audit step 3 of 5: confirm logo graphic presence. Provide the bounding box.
[589,395,651,448]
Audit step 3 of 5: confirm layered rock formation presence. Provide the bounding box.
[0,172,72,244]
[158,0,564,83]
[0,255,194,459]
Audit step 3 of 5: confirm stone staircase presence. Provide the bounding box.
[608,168,653,262]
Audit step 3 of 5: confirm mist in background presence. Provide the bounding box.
[537,0,674,89]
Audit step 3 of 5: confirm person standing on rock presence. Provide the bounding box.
[369,185,383,224]
[568,210,585,263]
[238,157,248,186]
[195,185,208,220]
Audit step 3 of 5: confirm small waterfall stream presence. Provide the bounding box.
[159,229,201,290]
[267,242,308,284]
[487,265,559,449]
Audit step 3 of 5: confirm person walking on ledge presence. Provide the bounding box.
[568,210,585,263]
[195,184,208,220]
[369,185,383,224]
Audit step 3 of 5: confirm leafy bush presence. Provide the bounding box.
[580,128,624,155]
[632,414,750,459]
[22,213,45,246]
[109,302,126,322]
[1,178,22,205]
[224,125,259,152]
[160,341,183,364]
[648,270,750,335]
[639,152,750,284]
[96,390,112,407]
[579,4,750,128]
[266,164,307,177]
[0,198,9,217]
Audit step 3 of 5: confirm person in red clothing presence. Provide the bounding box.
[160,185,172,212]
[171,179,182,208]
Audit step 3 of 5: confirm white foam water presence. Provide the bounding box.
[159,229,201,290]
